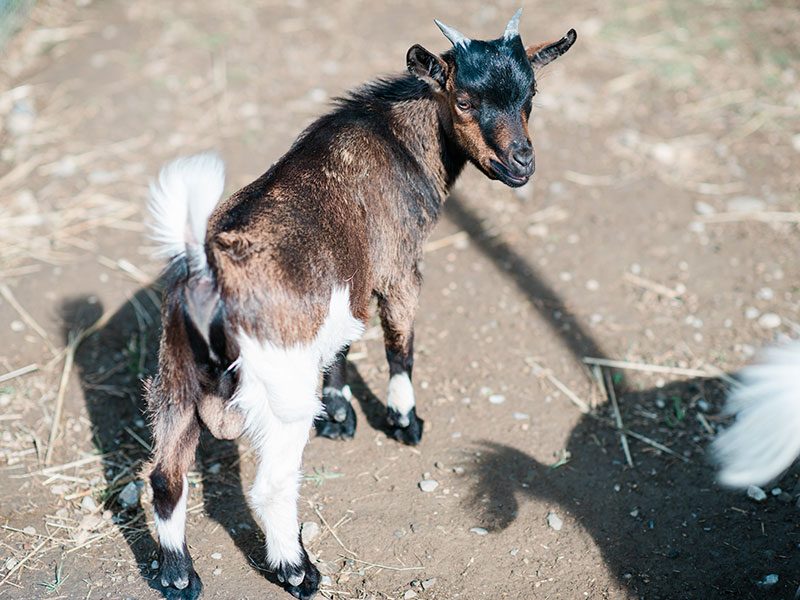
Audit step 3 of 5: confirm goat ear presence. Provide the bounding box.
[527,29,577,69]
[407,45,448,90]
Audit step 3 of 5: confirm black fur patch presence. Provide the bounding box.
[158,544,202,600]
[150,469,180,520]
[275,537,320,600]
[315,394,357,440]
[387,407,424,445]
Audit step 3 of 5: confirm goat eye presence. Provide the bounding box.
[456,99,472,111]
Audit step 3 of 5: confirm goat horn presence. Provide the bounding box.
[503,7,523,40]
[434,19,470,48]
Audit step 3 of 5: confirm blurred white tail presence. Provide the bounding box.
[714,341,800,487]
[147,152,225,272]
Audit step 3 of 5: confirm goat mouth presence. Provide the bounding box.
[489,159,531,188]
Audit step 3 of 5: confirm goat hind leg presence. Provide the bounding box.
[148,395,202,599]
[250,415,320,599]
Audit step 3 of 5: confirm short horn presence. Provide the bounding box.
[503,7,523,40]
[434,18,470,48]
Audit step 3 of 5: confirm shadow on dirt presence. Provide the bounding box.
[60,282,384,596]
[466,379,800,599]
[61,286,267,593]
[444,194,800,599]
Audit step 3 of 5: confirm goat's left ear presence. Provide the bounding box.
[407,44,448,91]
[527,29,577,70]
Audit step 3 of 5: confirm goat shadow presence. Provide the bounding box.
[443,195,800,599]
[465,377,800,599]
[60,283,386,595]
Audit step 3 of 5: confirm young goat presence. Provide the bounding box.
[146,10,575,600]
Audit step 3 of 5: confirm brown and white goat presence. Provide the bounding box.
[145,10,575,600]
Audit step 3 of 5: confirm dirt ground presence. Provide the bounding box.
[1,1,800,599]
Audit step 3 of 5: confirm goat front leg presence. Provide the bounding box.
[379,282,424,445]
[315,345,357,440]
[148,390,202,600]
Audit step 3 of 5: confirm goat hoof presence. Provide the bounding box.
[158,549,202,600]
[386,407,423,445]
[315,391,356,440]
[276,554,320,600]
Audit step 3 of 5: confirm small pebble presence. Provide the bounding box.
[81,496,98,512]
[150,560,159,570]
[10,320,24,332]
[758,313,781,329]
[694,201,715,215]
[546,512,563,531]
[419,479,439,493]
[404,590,418,600]
[488,394,505,405]
[22,526,36,536]
[744,307,760,320]
[207,463,221,475]
[211,552,222,560]
[585,279,599,291]
[652,142,676,165]
[756,573,779,589]
[213,567,222,576]
[118,481,140,508]
[771,487,782,496]
[757,287,774,301]
[301,521,320,545]
[5,557,18,571]
[512,412,530,420]
[421,578,436,590]
[469,527,488,536]
[697,399,710,413]
[321,575,332,586]
[452,467,465,475]
[747,485,767,502]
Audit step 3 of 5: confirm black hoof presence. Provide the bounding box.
[276,546,321,600]
[315,389,356,440]
[386,407,423,445]
[158,547,203,600]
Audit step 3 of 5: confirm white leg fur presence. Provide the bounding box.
[250,416,313,569]
[232,286,364,569]
[154,475,189,554]
[387,373,415,425]
[714,341,800,487]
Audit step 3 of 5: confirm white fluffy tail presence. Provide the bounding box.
[147,152,225,271]
[714,341,800,487]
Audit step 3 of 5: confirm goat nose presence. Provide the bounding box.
[510,140,533,169]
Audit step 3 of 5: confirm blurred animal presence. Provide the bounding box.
[714,342,800,487]
[145,10,576,600]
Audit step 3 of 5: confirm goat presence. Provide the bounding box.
[145,10,576,600]
[714,342,800,488]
